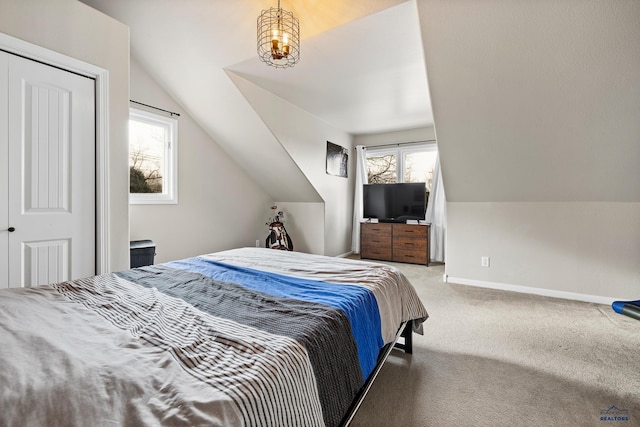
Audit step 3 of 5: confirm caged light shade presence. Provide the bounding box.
[257,0,300,68]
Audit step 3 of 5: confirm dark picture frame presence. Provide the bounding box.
[326,141,348,178]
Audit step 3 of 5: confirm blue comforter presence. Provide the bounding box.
[166,257,384,379]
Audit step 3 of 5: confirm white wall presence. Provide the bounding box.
[418,0,640,203]
[129,59,272,263]
[228,72,355,257]
[447,203,640,301]
[417,0,640,301]
[0,0,130,271]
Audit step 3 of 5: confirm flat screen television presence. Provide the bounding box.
[363,182,426,222]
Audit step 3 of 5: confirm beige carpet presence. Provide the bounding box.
[350,261,640,427]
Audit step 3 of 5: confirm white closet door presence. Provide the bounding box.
[0,53,8,287]
[5,53,95,287]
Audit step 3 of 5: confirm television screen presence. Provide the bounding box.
[363,182,426,222]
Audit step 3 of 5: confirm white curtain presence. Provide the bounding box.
[425,154,446,262]
[351,145,368,253]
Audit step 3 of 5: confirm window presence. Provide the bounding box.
[129,108,178,204]
[366,144,437,191]
[366,152,398,183]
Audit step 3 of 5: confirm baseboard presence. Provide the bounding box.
[445,276,616,306]
[337,251,354,258]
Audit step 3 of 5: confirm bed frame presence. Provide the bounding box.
[339,320,414,426]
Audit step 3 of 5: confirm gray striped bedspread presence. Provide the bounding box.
[0,248,428,426]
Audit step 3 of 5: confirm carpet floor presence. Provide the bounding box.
[349,261,639,427]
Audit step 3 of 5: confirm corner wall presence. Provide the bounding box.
[228,72,355,257]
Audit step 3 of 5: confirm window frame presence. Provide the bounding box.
[366,142,437,184]
[128,107,178,205]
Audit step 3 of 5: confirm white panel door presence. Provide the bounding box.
[0,53,8,287]
[3,53,95,288]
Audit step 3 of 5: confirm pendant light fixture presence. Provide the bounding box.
[257,0,300,68]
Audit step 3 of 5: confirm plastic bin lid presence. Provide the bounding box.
[130,240,155,249]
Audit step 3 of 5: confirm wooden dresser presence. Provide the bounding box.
[360,222,430,266]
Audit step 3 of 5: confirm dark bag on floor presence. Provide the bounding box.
[265,222,293,251]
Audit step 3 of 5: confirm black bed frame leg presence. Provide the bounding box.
[402,320,413,354]
[393,320,413,354]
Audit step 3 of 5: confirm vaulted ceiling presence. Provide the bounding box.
[80,0,433,136]
[80,0,640,204]
[80,0,434,203]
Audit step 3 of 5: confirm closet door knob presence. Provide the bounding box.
[7,227,15,232]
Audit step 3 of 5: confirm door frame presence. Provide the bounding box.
[0,32,110,274]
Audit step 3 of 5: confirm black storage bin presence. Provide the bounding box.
[130,240,155,268]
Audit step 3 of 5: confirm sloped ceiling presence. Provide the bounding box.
[79,0,433,202]
[79,0,637,206]
[227,1,432,134]
[417,0,640,202]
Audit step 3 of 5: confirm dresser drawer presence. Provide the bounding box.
[393,236,427,264]
[393,236,427,251]
[361,223,392,238]
[392,224,428,239]
[393,248,427,264]
[361,244,393,261]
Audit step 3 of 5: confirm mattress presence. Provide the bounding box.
[0,247,428,427]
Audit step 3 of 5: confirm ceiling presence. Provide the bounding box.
[80,0,433,135]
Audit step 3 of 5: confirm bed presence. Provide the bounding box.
[0,247,428,426]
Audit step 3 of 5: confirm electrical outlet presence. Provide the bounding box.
[255,239,260,248]
[481,256,490,267]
